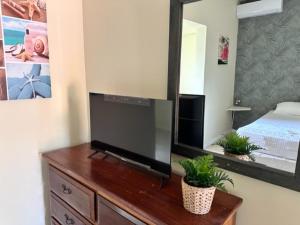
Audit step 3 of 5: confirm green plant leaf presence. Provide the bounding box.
[217,131,263,157]
[179,155,234,191]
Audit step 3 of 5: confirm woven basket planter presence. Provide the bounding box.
[224,152,252,162]
[181,178,216,215]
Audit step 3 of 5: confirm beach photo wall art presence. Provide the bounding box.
[0,0,51,100]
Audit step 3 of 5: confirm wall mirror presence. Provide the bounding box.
[168,0,300,191]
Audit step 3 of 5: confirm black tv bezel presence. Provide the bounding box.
[89,93,172,178]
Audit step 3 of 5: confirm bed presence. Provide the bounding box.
[237,110,300,161]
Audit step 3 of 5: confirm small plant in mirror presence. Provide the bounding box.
[217,131,263,161]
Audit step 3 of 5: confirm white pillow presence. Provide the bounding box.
[274,102,300,116]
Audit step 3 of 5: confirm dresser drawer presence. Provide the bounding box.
[49,166,95,222]
[97,196,146,225]
[50,193,93,225]
[51,218,61,225]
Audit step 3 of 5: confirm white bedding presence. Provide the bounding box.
[237,111,300,161]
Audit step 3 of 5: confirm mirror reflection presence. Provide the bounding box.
[176,0,300,173]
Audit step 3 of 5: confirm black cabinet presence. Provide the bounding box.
[178,95,205,149]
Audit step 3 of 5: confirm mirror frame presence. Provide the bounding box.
[167,0,300,191]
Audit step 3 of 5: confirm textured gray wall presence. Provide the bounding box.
[234,0,300,128]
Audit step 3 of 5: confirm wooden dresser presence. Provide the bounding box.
[43,144,242,225]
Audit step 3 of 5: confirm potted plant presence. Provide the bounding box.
[179,155,233,215]
[217,131,262,161]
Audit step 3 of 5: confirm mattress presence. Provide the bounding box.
[237,111,300,161]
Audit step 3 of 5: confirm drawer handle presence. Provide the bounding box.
[62,184,72,194]
[64,214,75,225]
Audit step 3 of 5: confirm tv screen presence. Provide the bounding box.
[89,93,173,176]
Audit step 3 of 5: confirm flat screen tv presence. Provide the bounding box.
[89,93,173,177]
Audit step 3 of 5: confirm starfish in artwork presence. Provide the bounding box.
[19,0,41,20]
[16,51,33,62]
[8,64,51,100]
[21,72,41,98]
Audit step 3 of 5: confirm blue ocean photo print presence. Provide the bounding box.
[6,63,51,100]
[2,16,49,64]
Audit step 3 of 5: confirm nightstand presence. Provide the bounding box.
[227,105,251,122]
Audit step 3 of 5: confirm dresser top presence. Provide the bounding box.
[43,143,242,225]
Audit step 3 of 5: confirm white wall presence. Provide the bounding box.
[83,0,169,99]
[0,0,89,224]
[83,1,300,225]
[180,20,206,95]
[184,0,238,147]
